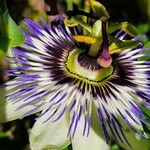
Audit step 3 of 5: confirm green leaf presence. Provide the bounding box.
[120,22,139,36]
[118,128,150,150]
[64,18,79,27]
[145,42,150,47]
[0,0,24,57]
[109,36,139,54]
[90,0,109,18]
[137,24,150,34]
[64,0,84,11]
[0,132,9,138]
[141,106,150,117]
[108,22,139,36]
[111,144,121,150]
[71,17,92,33]
[139,47,150,61]
[73,0,84,9]
[62,146,71,150]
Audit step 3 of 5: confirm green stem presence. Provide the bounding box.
[88,40,101,57]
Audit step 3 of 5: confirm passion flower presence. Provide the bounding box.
[0,17,150,150]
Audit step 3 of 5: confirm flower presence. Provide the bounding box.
[0,17,150,150]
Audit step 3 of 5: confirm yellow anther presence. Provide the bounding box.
[73,35,97,44]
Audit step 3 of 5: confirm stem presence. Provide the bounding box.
[88,40,101,57]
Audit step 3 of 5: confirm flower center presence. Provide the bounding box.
[72,17,112,68]
[65,48,114,85]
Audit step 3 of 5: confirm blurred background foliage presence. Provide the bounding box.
[0,0,150,150]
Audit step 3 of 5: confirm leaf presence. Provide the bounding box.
[141,106,150,117]
[62,146,72,150]
[71,17,92,33]
[90,0,109,18]
[108,22,139,36]
[64,18,78,27]
[0,0,24,57]
[137,24,150,34]
[61,0,83,11]
[109,36,139,54]
[120,22,139,36]
[111,144,121,150]
[139,46,150,61]
[0,132,9,138]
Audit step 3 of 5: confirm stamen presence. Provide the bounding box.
[97,17,112,68]
[73,35,96,44]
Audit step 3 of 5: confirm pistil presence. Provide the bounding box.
[97,17,112,68]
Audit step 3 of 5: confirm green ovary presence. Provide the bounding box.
[65,49,114,85]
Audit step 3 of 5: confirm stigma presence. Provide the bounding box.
[97,47,112,68]
[97,17,112,68]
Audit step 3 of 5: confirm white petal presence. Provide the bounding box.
[0,87,40,123]
[72,129,110,150]
[71,110,110,150]
[29,112,70,150]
